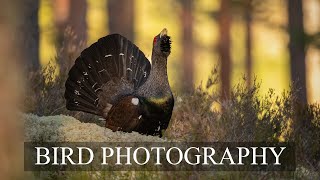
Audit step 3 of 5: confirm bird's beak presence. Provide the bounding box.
[160,28,168,38]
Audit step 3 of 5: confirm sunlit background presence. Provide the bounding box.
[38,0,320,102]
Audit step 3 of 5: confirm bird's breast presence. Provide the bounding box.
[148,95,171,106]
[143,93,173,114]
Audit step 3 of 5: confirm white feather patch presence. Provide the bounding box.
[131,98,139,105]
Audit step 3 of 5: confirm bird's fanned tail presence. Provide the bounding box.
[65,34,151,116]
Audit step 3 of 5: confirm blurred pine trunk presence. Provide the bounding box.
[218,0,232,100]
[17,0,40,71]
[54,0,88,74]
[287,0,307,104]
[68,0,87,44]
[54,0,87,46]
[0,0,24,178]
[107,0,134,41]
[53,0,69,48]
[180,0,194,92]
[244,0,253,88]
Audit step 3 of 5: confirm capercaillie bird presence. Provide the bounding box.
[64,28,174,137]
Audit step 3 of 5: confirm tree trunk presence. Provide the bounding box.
[53,0,70,48]
[287,0,307,103]
[54,0,87,74]
[107,0,134,41]
[0,0,24,178]
[68,0,87,44]
[218,0,232,99]
[244,0,253,88]
[54,0,87,46]
[17,0,40,71]
[181,0,194,92]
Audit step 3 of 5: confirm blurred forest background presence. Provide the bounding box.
[1,0,320,178]
[18,0,320,103]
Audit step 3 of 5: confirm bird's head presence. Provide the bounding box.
[152,28,171,58]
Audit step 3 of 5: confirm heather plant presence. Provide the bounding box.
[24,62,66,116]
[167,70,320,172]
[24,30,100,124]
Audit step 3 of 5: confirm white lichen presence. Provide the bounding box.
[23,114,165,142]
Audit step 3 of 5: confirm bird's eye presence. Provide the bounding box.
[153,36,157,45]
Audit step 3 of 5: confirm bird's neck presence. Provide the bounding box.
[136,54,171,98]
[150,54,168,78]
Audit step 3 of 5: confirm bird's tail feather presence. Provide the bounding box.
[65,34,151,115]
